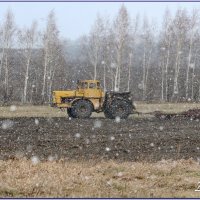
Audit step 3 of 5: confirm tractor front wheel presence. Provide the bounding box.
[71,100,93,118]
[67,108,77,118]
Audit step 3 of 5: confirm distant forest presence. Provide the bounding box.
[0,5,200,104]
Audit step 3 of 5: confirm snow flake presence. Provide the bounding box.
[150,143,154,147]
[48,155,54,162]
[189,63,195,69]
[10,105,17,112]
[111,63,116,69]
[35,119,39,125]
[31,156,40,165]
[85,139,90,144]
[117,172,123,177]
[2,120,14,129]
[94,120,102,128]
[159,126,164,131]
[105,147,110,151]
[138,83,143,90]
[106,180,112,186]
[110,136,115,141]
[75,133,81,138]
[115,116,121,123]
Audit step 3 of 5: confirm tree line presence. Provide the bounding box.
[0,5,200,105]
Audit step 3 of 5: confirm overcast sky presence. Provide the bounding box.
[0,2,199,40]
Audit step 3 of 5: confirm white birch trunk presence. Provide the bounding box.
[185,33,194,100]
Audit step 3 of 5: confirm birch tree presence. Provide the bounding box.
[0,10,16,103]
[172,9,189,100]
[185,9,199,100]
[41,10,62,103]
[141,16,155,100]
[88,15,105,80]
[159,8,173,101]
[18,21,38,103]
[113,5,131,91]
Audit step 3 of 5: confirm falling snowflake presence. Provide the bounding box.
[68,117,72,120]
[48,155,54,162]
[35,119,39,125]
[106,180,112,186]
[117,172,123,177]
[138,83,143,90]
[94,120,102,128]
[31,156,40,165]
[105,147,110,151]
[150,143,154,147]
[10,105,17,112]
[85,139,90,144]
[1,120,14,129]
[159,126,164,131]
[75,133,81,138]
[110,136,115,141]
[115,116,121,123]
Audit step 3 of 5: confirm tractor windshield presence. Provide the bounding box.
[80,82,88,89]
[89,83,96,89]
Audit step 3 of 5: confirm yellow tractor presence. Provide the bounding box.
[52,80,134,119]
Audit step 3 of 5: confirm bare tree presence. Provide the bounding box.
[88,15,105,80]
[185,9,199,100]
[0,10,16,103]
[171,9,189,100]
[113,5,131,91]
[18,21,38,103]
[41,10,62,103]
[141,16,155,100]
[160,8,173,101]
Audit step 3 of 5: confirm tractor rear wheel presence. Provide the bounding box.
[104,108,112,119]
[71,100,93,118]
[104,99,132,119]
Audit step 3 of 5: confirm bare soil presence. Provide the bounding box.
[0,116,200,162]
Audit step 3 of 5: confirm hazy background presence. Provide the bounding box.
[0,2,199,39]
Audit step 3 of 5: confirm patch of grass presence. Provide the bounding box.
[1,102,200,118]
[0,159,200,197]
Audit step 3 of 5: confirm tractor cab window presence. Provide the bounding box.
[97,82,100,89]
[80,82,88,89]
[89,83,96,89]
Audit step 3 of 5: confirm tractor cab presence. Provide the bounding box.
[76,80,104,98]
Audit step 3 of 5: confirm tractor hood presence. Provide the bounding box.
[53,90,76,97]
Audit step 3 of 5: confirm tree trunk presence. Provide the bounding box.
[185,34,193,100]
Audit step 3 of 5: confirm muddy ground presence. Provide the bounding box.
[0,116,200,162]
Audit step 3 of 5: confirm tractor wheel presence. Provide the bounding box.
[108,99,132,119]
[67,108,76,118]
[103,108,112,119]
[71,100,93,119]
